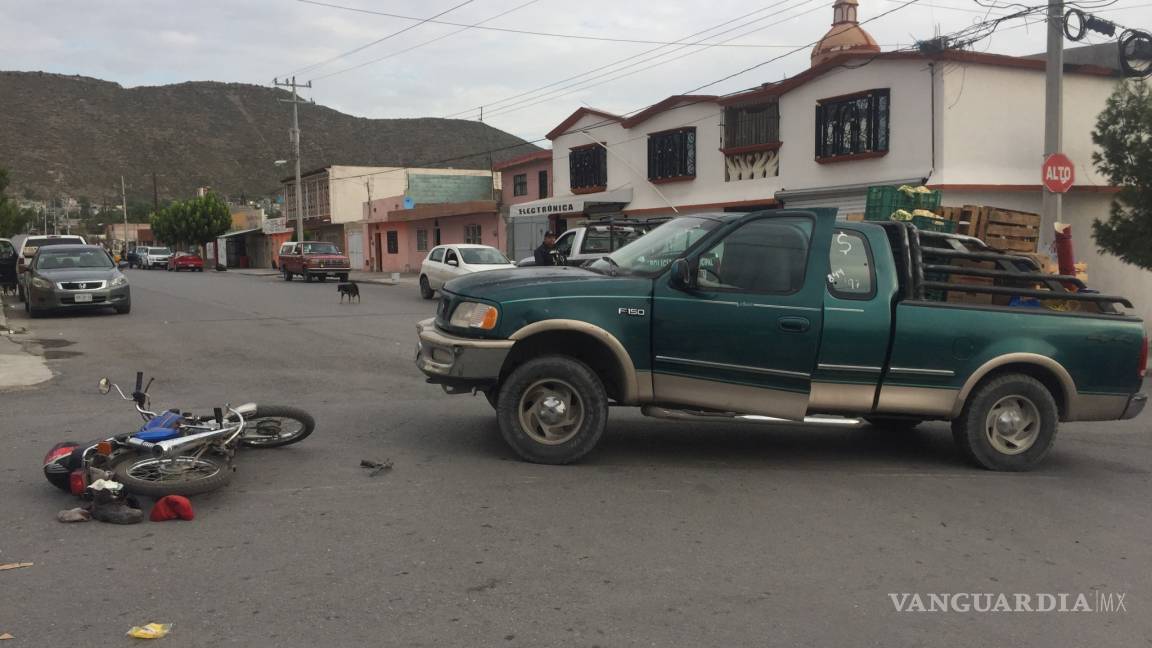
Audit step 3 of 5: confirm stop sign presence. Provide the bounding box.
[1042,153,1075,193]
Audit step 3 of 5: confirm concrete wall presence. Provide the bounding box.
[501,158,552,205]
[407,174,493,204]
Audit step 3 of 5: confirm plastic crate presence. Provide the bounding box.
[911,215,956,233]
[865,185,942,221]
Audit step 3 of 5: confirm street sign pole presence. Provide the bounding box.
[1041,0,1065,248]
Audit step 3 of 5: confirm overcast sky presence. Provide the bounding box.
[2,0,1149,142]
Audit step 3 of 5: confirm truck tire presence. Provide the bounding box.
[951,373,1058,471]
[496,355,608,465]
[304,272,314,283]
[283,269,293,281]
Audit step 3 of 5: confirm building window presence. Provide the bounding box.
[647,128,696,182]
[538,170,549,198]
[386,231,398,254]
[724,102,780,148]
[464,224,482,245]
[569,145,607,192]
[416,229,428,251]
[815,89,890,161]
[513,174,528,197]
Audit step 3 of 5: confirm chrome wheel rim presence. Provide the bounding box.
[126,456,221,483]
[517,379,585,445]
[985,395,1041,455]
[241,416,306,445]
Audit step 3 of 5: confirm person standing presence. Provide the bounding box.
[534,231,560,266]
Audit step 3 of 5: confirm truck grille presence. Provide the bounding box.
[60,281,106,291]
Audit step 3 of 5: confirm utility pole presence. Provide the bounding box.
[121,176,129,257]
[152,172,159,214]
[1041,0,1065,248]
[274,77,313,245]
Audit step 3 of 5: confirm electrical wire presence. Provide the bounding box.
[310,0,546,81]
[442,0,828,120]
[291,0,475,76]
[298,0,831,50]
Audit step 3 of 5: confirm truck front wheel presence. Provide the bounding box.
[496,356,608,465]
[952,374,1058,471]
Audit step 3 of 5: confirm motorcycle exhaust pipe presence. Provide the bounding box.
[154,428,235,455]
[124,437,164,457]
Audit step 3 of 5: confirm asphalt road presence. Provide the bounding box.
[1,269,1149,647]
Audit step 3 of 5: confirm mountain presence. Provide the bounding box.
[0,71,540,204]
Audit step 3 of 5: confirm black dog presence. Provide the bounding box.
[337,281,360,303]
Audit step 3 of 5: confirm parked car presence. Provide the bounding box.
[278,241,350,283]
[167,252,204,272]
[15,234,87,301]
[0,238,16,292]
[139,246,173,269]
[416,209,1147,471]
[23,244,131,317]
[419,244,516,299]
[516,220,662,267]
[273,242,295,270]
[126,246,147,269]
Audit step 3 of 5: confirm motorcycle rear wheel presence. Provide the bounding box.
[235,405,316,448]
[112,453,232,497]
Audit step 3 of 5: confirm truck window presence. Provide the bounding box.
[827,229,875,299]
[582,227,643,254]
[697,217,812,294]
[554,232,574,257]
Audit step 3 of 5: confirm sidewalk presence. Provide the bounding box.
[224,268,419,287]
[0,295,52,391]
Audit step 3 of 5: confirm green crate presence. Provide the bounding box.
[911,215,956,233]
[865,185,942,221]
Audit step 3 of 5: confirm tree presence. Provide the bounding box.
[150,192,231,249]
[0,168,33,238]
[1091,80,1152,270]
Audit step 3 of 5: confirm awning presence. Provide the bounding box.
[775,177,927,218]
[509,188,633,219]
[217,227,263,239]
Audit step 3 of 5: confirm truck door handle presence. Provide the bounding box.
[778,316,810,333]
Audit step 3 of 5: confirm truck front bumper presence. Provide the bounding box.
[415,318,513,390]
[1121,392,1147,420]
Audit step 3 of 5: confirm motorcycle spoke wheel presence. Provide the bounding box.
[241,417,307,445]
[126,456,222,483]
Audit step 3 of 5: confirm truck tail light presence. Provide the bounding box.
[1139,335,1148,378]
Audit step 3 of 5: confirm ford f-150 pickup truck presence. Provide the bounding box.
[279,241,351,283]
[415,209,1147,471]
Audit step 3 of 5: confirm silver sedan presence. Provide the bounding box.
[24,245,131,317]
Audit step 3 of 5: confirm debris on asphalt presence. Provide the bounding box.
[90,489,144,525]
[150,495,195,522]
[0,563,33,571]
[57,507,92,523]
[0,632,13,640]
[127,623,172,639]
[360,459,393,476]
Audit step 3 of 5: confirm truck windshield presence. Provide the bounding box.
[587,216,723,277]
[302,243,340,255]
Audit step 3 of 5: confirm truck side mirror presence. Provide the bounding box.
[669,258,695,291]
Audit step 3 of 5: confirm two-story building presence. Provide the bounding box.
[281,165,494,270]
[518,0,1152,320]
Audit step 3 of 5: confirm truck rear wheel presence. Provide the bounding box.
[952,374,1058,471]
[496,356,608,465]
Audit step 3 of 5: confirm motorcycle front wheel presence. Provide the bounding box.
[235,406,316,448]
[112,453,232,497]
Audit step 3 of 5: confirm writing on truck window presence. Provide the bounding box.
[827,229,873,298]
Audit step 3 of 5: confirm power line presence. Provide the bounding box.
[448,0,829,121]
[311,0,545,81]
[298,0,827,49]
[292,0,475,77]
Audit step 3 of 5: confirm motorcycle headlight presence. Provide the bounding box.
[450,302,499,330]
[31,277,52,289]
[111,276,128,287]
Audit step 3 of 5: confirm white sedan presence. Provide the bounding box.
[419,244,515,299]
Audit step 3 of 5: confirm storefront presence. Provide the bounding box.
[507,188,632,264]
[776,177,925,220]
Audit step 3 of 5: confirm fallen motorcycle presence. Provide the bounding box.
[44,371,314,497]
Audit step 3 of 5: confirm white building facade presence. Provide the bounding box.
[541,49,1152,321]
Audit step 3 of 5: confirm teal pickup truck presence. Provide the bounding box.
[415,209,1147,471]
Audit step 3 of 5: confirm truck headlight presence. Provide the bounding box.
[450,302,499,330]
[31,277,52,289]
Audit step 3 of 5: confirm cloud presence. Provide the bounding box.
[1,0,1149,142]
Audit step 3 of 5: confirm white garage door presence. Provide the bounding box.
[346,230,364,271]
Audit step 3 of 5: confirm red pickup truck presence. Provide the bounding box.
[279,241,351,283]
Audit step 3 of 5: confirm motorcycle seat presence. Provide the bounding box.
[135,411,183,443]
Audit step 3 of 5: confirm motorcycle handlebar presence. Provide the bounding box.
[134,371,143,393]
